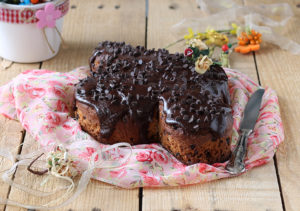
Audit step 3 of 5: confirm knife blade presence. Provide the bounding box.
[225,88,265,174]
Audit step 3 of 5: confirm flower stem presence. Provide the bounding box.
[164,29,233,49]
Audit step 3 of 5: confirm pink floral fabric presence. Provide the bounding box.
[0,67,284,188]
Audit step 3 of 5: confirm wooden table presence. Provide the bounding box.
[0,0,300,210]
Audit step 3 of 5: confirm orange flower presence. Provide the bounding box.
[235,29,262,54]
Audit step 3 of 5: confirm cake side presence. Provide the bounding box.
[159,103,232,165]
[75,100,159,145]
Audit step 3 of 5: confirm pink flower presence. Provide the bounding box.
[48,80,64,87]
[28,88,46,99]
[143,175,160,186]
[22,69,53,75]
[17,84,32,93]
[110,168,127,178]
[139,169,148,175]
[8,93,15,105]
[36,3,61,29]
[22,69,33,74]
[79,147,99,161]
[45,112,61,126]
[33,69,54,75]
[16,109,21,117]
[172,161,186,171]
[23,122,30,131]
[48,86,66,98]
[153,151,168,164]
[198,163,208,173]
[1,113,13,120]
[136,151,153,162]
[56,100,68,112]
[62,123,72,130]
[41,124,54,134]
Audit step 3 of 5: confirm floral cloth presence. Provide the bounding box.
[0,67,284,188]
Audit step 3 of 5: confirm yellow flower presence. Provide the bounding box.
[206,27,216,35]
[230,23,238,35]
[188,38,208,50]
[195,55,213,74]
[196,32,206,40]
[205,32,228,47]
[184,28,194,40]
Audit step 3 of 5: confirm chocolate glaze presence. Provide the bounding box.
[75,41,232,143]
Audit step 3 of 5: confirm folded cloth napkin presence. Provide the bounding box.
[0,66,284,188]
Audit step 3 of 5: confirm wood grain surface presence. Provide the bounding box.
[1,0,299,210]
[245,0,300,210]
[5,0,145,210]
[144,0,283,211]
[0,62,40,210]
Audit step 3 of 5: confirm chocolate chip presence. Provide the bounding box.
[137,74,143,80]
[133,51,141,57]
[173,105,179,110]
[190,103,196,108]
[183,64,188,68]
[175,116,181,121]
[188,115,194,123]
[106,94,112,100]
[183,115,189,121]
[204,116,209,122]
[168,98,174,103]
[138,80,143,85]
[190,144,195,150]
[185,98,192,104]
[180,108,187,115]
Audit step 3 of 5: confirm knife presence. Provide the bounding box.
[225,88,265,175]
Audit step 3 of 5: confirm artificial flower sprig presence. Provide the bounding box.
[166,23,262,74]
[182,26,236,73]
[235,29,262,54]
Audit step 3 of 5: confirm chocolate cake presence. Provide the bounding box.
[75,41,233,165]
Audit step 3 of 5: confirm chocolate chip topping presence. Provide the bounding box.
[77,41,232,142]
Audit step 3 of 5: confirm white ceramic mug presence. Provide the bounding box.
[0,0,69,63]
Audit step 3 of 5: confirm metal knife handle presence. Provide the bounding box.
[225,129,252,175]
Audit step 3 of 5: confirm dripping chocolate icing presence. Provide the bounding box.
[75,41,232,143]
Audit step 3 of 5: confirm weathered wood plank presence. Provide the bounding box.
[144,0,282,210]
[6,0,145,210]
[246,0,300,210]
[0,62,40,210]
[0,117,23,211]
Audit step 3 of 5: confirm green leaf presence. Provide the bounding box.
[199,49,209,56]
[190,47,200,58]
